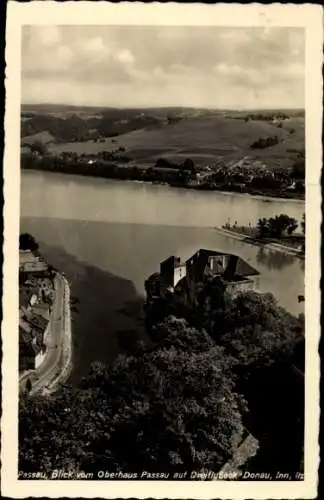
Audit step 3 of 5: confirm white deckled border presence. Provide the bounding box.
[2,2,322,498]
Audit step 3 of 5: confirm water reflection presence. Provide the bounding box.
[256,247,295,271]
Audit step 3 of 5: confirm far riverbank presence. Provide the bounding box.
[21,163,305,203]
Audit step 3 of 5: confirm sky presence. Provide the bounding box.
[21,25,305,110]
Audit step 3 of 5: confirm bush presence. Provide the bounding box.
[250,135,279,150]
[257,214,298,238]
[20,338,247,474]
[19,233,39,251]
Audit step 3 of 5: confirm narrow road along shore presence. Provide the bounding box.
[215,227,305,258]
[44,274,72,394]
[19,272,72,396]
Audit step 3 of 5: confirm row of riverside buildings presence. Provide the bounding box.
[19,250,55,373]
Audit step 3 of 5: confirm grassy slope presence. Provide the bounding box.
[21,108,305,169]
[116,115,304,167]
[22,130,56,145]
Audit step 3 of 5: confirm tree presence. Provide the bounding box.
[257,215,298,239]
[19,233,39,251]
[268,214,298,238]
[291,159,305,180]
[84,346,246,473]
[19,342,247,475]
[213,291,304,369]
[183,158,196,173]
[287,218,298,235]
[257,218,269,238]
[192,288,304,477]
[150,316,215,353]
[250,135,279,150]
[223,293,305,476]
[19,388,90,474]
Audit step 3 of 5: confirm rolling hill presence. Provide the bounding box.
[20,106,305,170]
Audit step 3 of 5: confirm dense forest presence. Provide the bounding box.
[21,112,163,143]
[20,271,304,478]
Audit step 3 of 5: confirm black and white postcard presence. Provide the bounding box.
[1,2,322,498]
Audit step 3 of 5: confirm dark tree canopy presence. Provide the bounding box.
[183,158,196,173]
[250,135,279,150]
[291,158,305,180]
[150,316,215,353]
[257,214,298,238]
[20,336,246,474]
[214,291,304,368]
[19,262,303,477]
[19,233,39,251]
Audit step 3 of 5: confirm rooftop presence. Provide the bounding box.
[185,249,259,282]
[20,261,49,273]
[19,250,37,265]
[19,251,49,273]
[21,310,49,333]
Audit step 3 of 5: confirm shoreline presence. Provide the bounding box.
[21,167,305,204]
[215,227,305,258]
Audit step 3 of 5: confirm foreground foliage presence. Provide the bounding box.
[20,324,246,474]
[19,280,304,476]
[19,233,39,252]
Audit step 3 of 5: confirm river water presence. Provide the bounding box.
[20,170,305,383]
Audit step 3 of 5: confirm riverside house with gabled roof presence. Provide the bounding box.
[159,249,259,296]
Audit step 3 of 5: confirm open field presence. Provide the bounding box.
[22,130,56,146]
[112,114,304,168]
[21,105,304,169]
